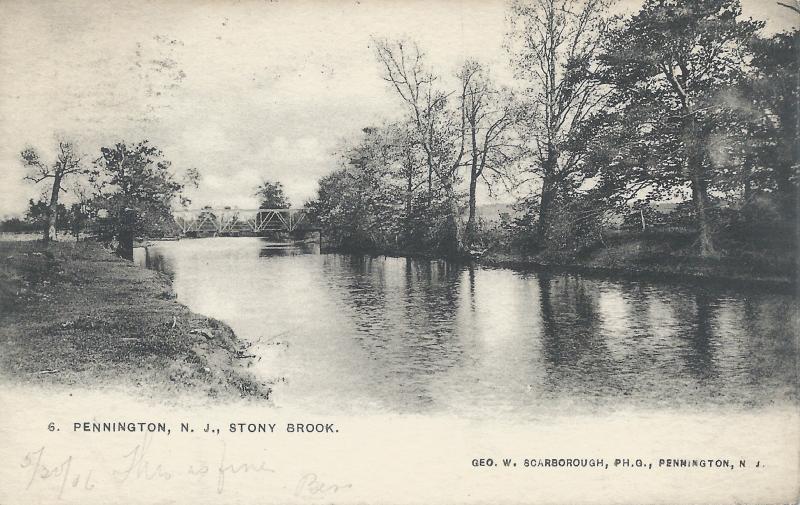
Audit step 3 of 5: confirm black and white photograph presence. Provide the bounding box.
[0,0,797,503]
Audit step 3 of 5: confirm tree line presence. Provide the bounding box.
[306,0,798,261]
[9,0,795,266]
[7,136,297,244]
[9,140,198,247]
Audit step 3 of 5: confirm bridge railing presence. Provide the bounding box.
[173,208,309,235]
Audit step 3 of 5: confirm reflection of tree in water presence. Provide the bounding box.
[537,275,621,400]
[466,265,477,313]
[144,247,176,277]
[320,255,466,410]
[668,290,720,383]
[401,258,463,355]
[670,289,797,403]
[258,242,319,258]
[686,291,718,381]
[740,296,798,402]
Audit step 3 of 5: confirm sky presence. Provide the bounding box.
[1,0,797,217]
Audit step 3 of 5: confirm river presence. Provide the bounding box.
[135,237,798,418]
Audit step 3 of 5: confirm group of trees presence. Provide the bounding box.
[12,141,295,244]
[14,140,196,244]
[307,45,523,256]
[0,199,81,235]
[12,0,795,262]
[20,142,85,242]
[308,0,797,260]
[255,180,291,209]
[588,0,769,257]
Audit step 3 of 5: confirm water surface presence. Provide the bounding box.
[136,238,798,417]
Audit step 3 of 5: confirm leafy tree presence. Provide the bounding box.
[307,169,366,249]
[25,199,69,230]
[90,141,193,239]
[307,126,420,251]
[742,29,798,217]
[507,0,612,243]
[597,0,763,256]
[67,202,88,239]
[255,180,291,209]
[24,198,49,226]
[388,122,428,243]
[21,141,85,242]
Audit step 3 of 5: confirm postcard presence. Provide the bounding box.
[1,0,798,503]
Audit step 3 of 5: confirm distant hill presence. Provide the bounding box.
[649,201,681,214]
[466,200,682,224]
[473,203,516,222]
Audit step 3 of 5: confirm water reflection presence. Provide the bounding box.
[259,242,320,257]
[136,238,798,416]
[537,275,621,399]
[317,255,465,408]
[684,292,718,381]
[136,245,176,276]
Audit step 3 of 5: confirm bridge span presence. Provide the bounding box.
[173,208,312,236]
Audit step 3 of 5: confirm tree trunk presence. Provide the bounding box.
[428,167,432,194]
[537,177,554,242]
[405,168,413,240]
[683,112,715,258]
[441,182,463,257]
[426,146,433,197]
[464,120,480,249]
[690,170,716,258]
[118,208,136,261]
[742,157,753,205]
[44,173,62,243]
[537,137,559,244]
[773,161,797,219]
[403,151,414,242]
[465,169,478,248]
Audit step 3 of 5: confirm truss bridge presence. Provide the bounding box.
[173,208,311,236]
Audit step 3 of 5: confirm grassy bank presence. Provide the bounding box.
[481,228,798,289]
[0,239,269,400]
[323,227,797,289]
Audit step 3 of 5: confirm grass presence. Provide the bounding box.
[0,239,269,401]
[482,227,798,288]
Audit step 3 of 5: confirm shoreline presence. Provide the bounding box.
[478,252,797,293]
[131,237,796,291]
[319,244,797,292]
[0,239,270,401]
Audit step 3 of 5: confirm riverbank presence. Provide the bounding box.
[324,228,797,290]
[0,239,270,401]
[481,229,797,290]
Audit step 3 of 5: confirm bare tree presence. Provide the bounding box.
[776,1,800,15]
[373,38,471,253]
[22,142,84,243]
[507,0,611,241]
[374,38,465,191]
[459,60,521,246]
